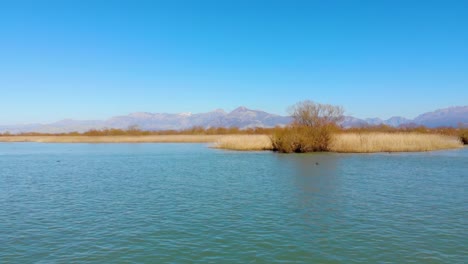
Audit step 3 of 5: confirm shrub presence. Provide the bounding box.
[460,129,468,144]
[271,101,344,153]
[271,126,333,153]
[1,131,11,136]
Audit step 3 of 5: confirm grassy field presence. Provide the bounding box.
[0,133,463,152]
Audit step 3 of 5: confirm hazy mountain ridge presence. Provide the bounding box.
[1,106,467,133]
[413,106,468,127]
[0,107,292,133]
[342,106,468,128]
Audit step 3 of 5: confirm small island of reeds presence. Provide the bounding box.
[215,101,465,153]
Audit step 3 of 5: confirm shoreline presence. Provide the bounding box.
[0,135,224,143]
[0,133,464,153]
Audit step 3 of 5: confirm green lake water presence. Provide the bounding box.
[1,143,467,263]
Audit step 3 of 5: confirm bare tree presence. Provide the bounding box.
[288,100,344,128]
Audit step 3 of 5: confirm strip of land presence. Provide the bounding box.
[0,135,223,143]
[214,133,463,152]
[0,133,463,153]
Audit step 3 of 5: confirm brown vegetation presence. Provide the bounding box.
[459,129,468,144]
[343,125,468,145]
[210,132,463,152]
[271,101,344,153]
[0,131,464,153]
[329,133,463,153]
[0,126,274,137]
[270,126,333,152]
[214,135,273,151]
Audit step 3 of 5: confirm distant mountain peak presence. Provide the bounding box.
[231,106,250,113]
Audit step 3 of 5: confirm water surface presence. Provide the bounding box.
[1,143,467,263]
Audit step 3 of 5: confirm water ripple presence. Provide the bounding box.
[0,144,466,263]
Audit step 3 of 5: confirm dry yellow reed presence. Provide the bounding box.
[1,133,462,153]
[213,135,273,151]
[329,133,463,153]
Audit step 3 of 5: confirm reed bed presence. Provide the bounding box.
[1,133,463,153]
[329,133,463,153]
[214,135,273,151]
[0,135,223,143]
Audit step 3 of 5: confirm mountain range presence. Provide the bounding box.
[1,106,467,134]
[341,106,468,128]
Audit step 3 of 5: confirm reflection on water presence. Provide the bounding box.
[274,153,347,244]
[275,152,341,205]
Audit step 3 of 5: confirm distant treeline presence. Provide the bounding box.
[1,124,467,144]
[0,126,275,136]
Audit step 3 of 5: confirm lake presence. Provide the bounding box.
[1,143,466,263]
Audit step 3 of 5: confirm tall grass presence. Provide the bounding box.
[329,133,463,153]
[213,133,463,152]
[0,132,464,152]
[2,125,467,145]
[214,135,273,151]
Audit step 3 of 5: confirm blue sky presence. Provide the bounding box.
[1,0,467,124]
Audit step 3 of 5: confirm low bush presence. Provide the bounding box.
[460,129,468,144]
[270,100,343,153]
[271,125,335,153]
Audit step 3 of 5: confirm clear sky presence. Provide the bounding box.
[1,0,467,124]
